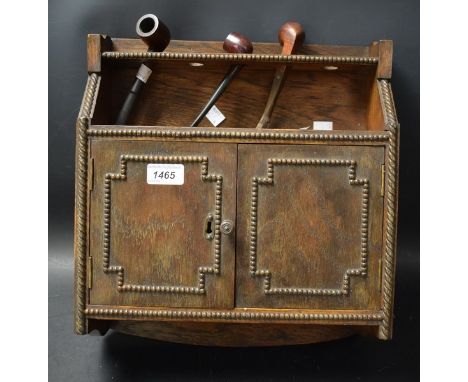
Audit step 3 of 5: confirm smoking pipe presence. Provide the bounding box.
[115,14,171,125]
[256,22,305,129]
[191,32,253,127]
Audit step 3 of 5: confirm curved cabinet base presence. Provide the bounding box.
[107,320,363,347]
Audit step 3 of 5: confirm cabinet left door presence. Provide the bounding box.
[87,139,237,309]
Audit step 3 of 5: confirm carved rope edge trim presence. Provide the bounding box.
[103,155,223,295]
[378,79,399,339]
[87,129,389,142]
[102,51,378,65]
[378,79,398,127]
[250,159,369,296]
[85,308,383,322]
[75,73,100,335]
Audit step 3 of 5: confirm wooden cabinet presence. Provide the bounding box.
[74,36,399,346]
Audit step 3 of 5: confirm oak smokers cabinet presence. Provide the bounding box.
[74,35,399,346]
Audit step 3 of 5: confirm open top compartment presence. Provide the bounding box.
[89,36,392,131]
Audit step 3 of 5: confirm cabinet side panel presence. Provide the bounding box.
[378,79,399,339]
[73,74,100,334]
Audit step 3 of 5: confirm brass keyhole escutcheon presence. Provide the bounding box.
[204,213,214,240]
[220,219,234,235]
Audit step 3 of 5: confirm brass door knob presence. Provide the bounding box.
[220,219,234,235]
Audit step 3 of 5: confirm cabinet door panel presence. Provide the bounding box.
[88,140,236,309]
[236,144,384,310]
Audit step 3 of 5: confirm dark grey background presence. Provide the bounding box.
[49,0,419,380]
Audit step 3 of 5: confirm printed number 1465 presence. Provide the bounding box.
[154,171,175,180]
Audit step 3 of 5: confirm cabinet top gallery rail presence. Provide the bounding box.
[92,36,393,68]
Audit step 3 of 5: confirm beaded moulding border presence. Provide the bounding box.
[102,51,379,65]
[85,307,383,323]
[87,128,389,143]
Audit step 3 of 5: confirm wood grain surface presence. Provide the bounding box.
[92,60,375,130]
[110,38,373,57]
[110,320,359,346]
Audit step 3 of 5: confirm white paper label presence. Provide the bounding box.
[313,121,333,130]
[206,105,226,127]
[147,164,184,185]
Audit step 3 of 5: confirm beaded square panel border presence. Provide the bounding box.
[249,158,370,297]
[102,154,223,295]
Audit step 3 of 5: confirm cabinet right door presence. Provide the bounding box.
[236,144,385,311]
